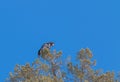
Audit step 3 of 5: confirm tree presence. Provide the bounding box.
[6,48,119,82]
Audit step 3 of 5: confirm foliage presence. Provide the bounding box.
[6,48,119,82]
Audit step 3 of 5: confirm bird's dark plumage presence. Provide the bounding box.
[38,42,54,57]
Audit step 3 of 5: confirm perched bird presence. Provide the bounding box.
[38,42,54,57]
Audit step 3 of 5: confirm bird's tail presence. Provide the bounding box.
[38,49,41,57]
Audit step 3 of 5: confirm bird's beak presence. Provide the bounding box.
[52,44,54,46]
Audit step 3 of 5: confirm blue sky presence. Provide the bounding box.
[0,0,120,81]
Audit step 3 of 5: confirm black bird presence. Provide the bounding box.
[38,42,54,57]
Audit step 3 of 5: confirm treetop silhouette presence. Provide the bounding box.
[6,43,119,82]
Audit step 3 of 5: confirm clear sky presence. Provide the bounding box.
[0,0,120,81]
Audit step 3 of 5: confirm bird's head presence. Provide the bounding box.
[48,42,54,46]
